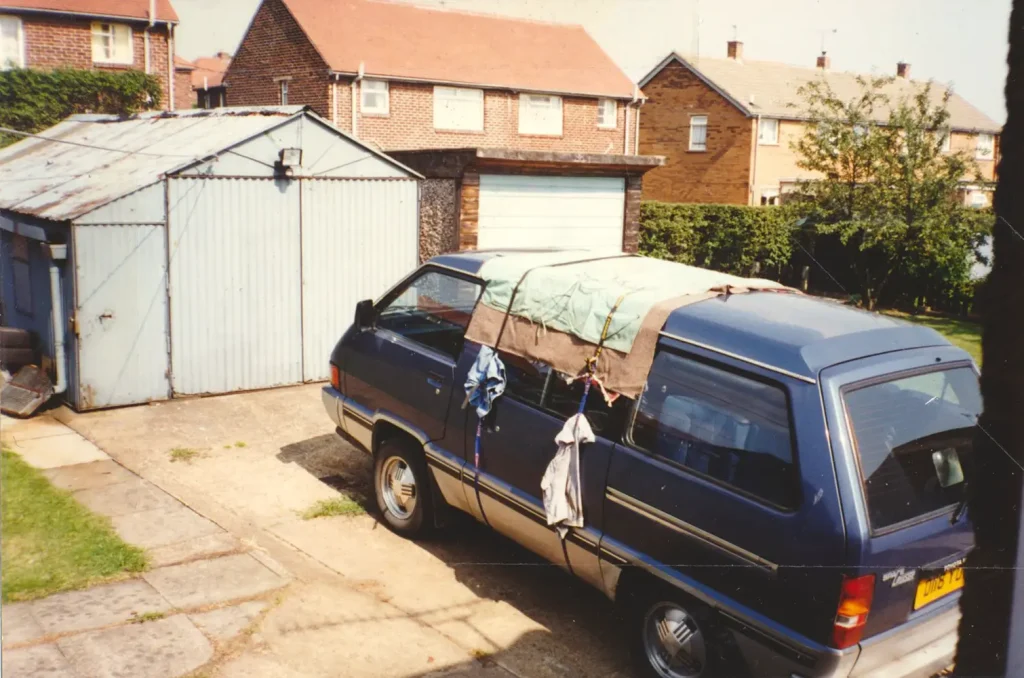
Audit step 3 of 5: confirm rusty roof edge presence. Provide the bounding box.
[472,147,665,167]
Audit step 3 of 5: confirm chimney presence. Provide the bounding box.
[727,40,744,61]
[816,52,831,70]
[896,62,911,78]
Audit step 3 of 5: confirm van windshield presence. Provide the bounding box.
[844,366,981,531]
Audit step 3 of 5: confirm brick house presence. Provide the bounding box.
[0,0,181,109]
[189,51,229,108]
[639,43,1002,207]
[173,55,195,109]
[226,0,663,257]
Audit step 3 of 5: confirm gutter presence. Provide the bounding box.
[43,244,67,395]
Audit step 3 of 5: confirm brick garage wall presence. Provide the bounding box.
[224,0,330,115]
[21,15,173,108]
[355,80,632,153]
[639,60,752,204]
[418,179,459,262]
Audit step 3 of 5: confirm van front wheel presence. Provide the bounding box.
[373,439,432,538]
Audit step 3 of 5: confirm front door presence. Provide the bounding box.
[344,267,482,442]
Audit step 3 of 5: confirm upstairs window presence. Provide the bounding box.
[91,22,132,65]
[361,79,389,115]
[758,118,779,145]
[597,98,617,128]
[940,130,952,153]
[518,94,562,136]
[976,133,994,160]
[689,115,708,151]
[433,86,483,131]
[0,15,24,70]
[279,80,288,105]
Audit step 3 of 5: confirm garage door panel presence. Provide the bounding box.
[168,178,302,395]
[477,175,624,252]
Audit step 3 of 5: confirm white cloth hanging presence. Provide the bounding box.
[541,413,594,539]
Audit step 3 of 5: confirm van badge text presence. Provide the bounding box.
[882,568,917,588]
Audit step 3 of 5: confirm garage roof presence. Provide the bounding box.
[279,0,638,99]
[0,106,414,221]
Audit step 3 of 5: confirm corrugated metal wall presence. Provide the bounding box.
[168,178,302,395]
[300,179,418,381]
[74,225,170,408]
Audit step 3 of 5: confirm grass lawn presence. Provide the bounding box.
[1,449,147,602]
[884,310,982,366]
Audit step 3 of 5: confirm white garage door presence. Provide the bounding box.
[477,175,625,252]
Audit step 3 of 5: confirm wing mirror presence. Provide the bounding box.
[354,299,374,330]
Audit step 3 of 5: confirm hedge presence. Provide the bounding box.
[639,202,798,279]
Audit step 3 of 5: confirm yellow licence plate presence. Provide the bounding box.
[914,568,964,610]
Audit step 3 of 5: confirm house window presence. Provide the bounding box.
[91,22,133,65]
[940,131,952,153]
[518,94,562,136]
[0,15,24,70]
[976,133,995,160]
[279,80,288,105]
[969,191,988,209]
[12,234,32,315]
[758,118,779,145]
[689,115,708,151]
[433,86,483,131]
[361,79,389,115]
[760,189,780,206]
[597,98,617,128]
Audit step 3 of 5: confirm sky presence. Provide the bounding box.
[173,0,1012,124]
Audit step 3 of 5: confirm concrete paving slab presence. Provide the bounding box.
[189,600,267,642]
[2,602,45,647]
[41,460,137,492]
[111,505,223,550]
[144,554,287,609]
[29,579,172,636]
[215,654,313,678]
[148,532,243,568]
[0,415,73,441]
[73,478,181,518]
[10,434,109,469]
[57,614,213,678]
[1,643,77,678]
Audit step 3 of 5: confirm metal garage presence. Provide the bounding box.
[477,175,626,251]
[0,107,419,410]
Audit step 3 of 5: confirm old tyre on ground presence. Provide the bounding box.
[373,438,433,538]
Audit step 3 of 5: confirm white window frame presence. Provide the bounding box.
[597,98,617,129]
[760,189,780,206]
[432,86,483,132]
[279,80,288,105]
[758,118,779,145]
[518,93,563,136]
[0,15,25,70]
[940,131,952,153]
[976,133,995,160]
[361,79,389,115]
[689,115,708,152]
[91,22,133,65]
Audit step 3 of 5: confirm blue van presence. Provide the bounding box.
[322,251,978,678]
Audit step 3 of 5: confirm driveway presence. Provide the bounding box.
[57,385,631,678]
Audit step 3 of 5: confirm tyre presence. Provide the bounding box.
[373,438,433,538]
[627,587,740,678]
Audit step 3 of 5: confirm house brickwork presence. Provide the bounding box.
[16,13,175,109]
[638,60,753,204]
[223,0,331,117]
[174,66,194,110]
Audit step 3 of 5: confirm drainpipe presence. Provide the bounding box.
[625,85,639,154]
[351,62,364,137]
[167,23,175,111]
[751,114,761,205]
[331,75,338,125]
[44,244,67,395]
[144,0,154,74]
[634,99,643,155]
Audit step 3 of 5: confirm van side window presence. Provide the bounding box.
[501,353,627,437]
[376,270,482,360]
[630,350,798,508]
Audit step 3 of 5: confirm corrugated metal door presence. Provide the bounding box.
[300,179,418,382]
[75,224,170,408]
[168,177,302,394]
[477,175,625,252]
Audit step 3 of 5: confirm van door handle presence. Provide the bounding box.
[426,372,445,390]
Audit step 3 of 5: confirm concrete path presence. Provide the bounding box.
[0,415,290,678]
[47,387,632,678]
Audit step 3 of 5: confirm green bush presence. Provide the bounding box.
[639,202,797,279]
[0,68,162,147]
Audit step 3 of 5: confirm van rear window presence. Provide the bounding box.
[844,366,981,531]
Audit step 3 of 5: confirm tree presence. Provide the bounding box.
[954,0,1024,674]
[791,76,989,310]
[0,68,162,147]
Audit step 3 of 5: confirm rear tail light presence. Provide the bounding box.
[832,574,875,649]
[330,364,340,390]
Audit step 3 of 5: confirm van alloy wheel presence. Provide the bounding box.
[642,601,708,678]
[379,456,418,520]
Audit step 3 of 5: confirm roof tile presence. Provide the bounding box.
[0,0,178,22]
